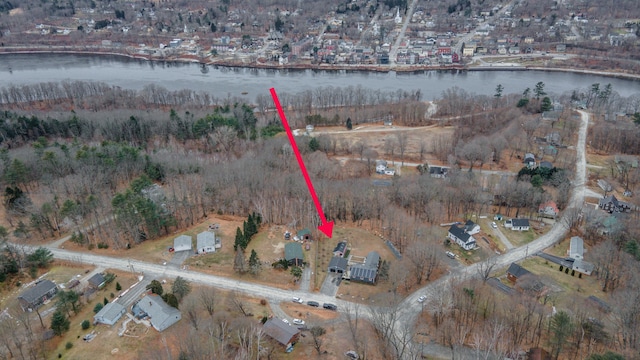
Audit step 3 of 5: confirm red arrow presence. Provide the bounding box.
[270,88,334,238]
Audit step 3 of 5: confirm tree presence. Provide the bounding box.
[541,96,553,112]
[172,276,191,301]
[274,16,284,32]
[534,82,546,99]
[346,117,352,130]
[234,227,245,251]
[198,288,217,316]
[233,248,247,274]
[494,84,504,98]
[248,249,261,275]
[162,293,179,308]
[93,302,103,314]
[548,310,573,360]
[477,256,497,283]
[291,266,302,280]
[26,247,53,268]
[115,282,122,291]
[309,137,320,152]
[146,279,164,295]
[50,310,70,336]
[587,352,625,360]
[81,320,91,330]
[310,326,326,354]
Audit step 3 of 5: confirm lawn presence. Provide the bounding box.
[503,227,537,247]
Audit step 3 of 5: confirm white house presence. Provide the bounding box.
[463,220,480,235]
[505,219,530,231]
[197,231,216,254]
[569,236,584,260]
[376,160,388,174]
[447,225,476,250]
[173,235,192,252]
[384,168,396,176]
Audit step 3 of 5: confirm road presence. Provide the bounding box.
[389,0,419,67]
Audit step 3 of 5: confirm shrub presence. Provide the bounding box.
[115,282,122,291]
[260,299,267,306]
[65,342,73,350]
[81,320,90,330]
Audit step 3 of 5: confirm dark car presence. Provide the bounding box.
[323,303,337,311]
[307,301,320,307]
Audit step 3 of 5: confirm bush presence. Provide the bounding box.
[93,303,103,314]
[81,320,90,330]
[260,299,267,306]
[65,342,73,350]
[115,282,122,291]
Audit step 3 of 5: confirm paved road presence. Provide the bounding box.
[490,224,515,250]
[389,0,419,67]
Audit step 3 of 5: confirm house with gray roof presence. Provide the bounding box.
[94,302,126,326]
[505,218,530,231]
[196,231,216,254]
[284,242,304,266]
[173,235,192,252]
[87,273,106,289]
[349,251,381,285]
[569,236,584,260]
[263,318,300,348]
[132,294,181,332]
[18,279,58,311]
[328,256,348,273]
[333,241,347,257]
[447,225,477,250]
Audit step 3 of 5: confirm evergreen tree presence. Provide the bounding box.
[234,227,245,251]
[309,137,320,152]
[146,279,164,295]
[93,302,103,314]
[249,249,261,275]
[50,310,70,336]
[346,117,353,130]
[162,293,179,308]
[541,96,553,112]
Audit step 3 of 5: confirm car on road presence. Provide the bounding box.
[418,295,427,303]
[307,301,320,307]
[323,303,337,311]
[292,297,303,304]
[282,319,291,325]
[292,318,305,326]
[491,222,498,229]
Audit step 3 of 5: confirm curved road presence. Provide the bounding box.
[21,111,589,358]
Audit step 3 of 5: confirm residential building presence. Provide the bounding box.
[569,236,584,260]
[132,294,181,332]
[429,166,448,178]
[263,318,300,349]
[349,251,381,284]
[284,242,304,266]
[87,273,106,289]
[173,235,192,252]
[538,200,559,218]
[18,279,58,311]
[333,241,347,257]
[297,229,312,241]
[447,225,477,250]
[94,302,126,326]
[197,231,216,254]
[505,218,530,231]
[523,153,536,168]
[463,220,481,235]
[506,263,531,283]
[599,195,633,213]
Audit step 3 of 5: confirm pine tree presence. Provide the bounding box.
[249,249,261,275]
[50,310,70,336]
[234,227,245,251]
[346,117,352,130]
[233,248,247,274]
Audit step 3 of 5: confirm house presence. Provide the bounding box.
[429,166,448,178]
[297,229,312,241]
[284,242,304,266]
[599,195,633,213]
[349,251,381,284]
[132,294,181,332]
[18,279,58,311]
[173,235,192,252]
[87,273,106,289]
[572,259,594,276]
[333,241,347,257]
[384,168,396,176]
[196,231,216,254]
[328,256,348,273]
[539,161,553,170]
[538,200,559,218]
[94,302,126,326]
[463,220,480,235]
[505,219,530,231]
[506,262,531,283]
[376,160,388,174]
[568,236,584,260]
[447,225,477,250]
[263,318,300,348]
[523,153,536,168]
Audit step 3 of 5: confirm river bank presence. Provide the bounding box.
[2,46,639,81]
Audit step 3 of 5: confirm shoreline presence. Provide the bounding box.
[1,47,640,81]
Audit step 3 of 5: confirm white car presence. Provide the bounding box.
[491,222,498,229]
[292,297,303,304]
[282,319,291,325]
[292,318,305,326]
[417,295,427,303]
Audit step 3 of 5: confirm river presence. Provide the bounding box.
[0,53,638,101]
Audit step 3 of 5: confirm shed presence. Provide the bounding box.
[263,318,300,348]
[196,231,216,254]
[173,235,193,252]
[507,263,531,283]
[18,280,58,311]
[132,294,181,332]
[328,256,348,273]
[284,242,304,266]
[333,241,347,257]
[568,236,584,260]
[87,273,106,289]
[94,302,126,326]
[297,229,312,241]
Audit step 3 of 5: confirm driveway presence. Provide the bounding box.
[319,273,341,297]
[490,225,515,250]
[168,250,192,268]
[299,267,312,292]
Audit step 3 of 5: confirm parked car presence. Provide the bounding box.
[323,303,337,311]
[491,222,498,229]
[292,297,303,304]
[282,319,291,325]
[292,318,305,326]
[418,295,427,303]
[446,251,456,259]
[307,301,320,307]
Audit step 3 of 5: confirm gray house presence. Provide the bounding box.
[132,294,181,332]
[94,302,126,326]
[349,251,381,285]
[263,318,300,348]
[173,235,193,252]
[284,242,304,266]
[18,279,58,311]
[196,231,216,254]
[328,256,348,273]
[87,273,106,289]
